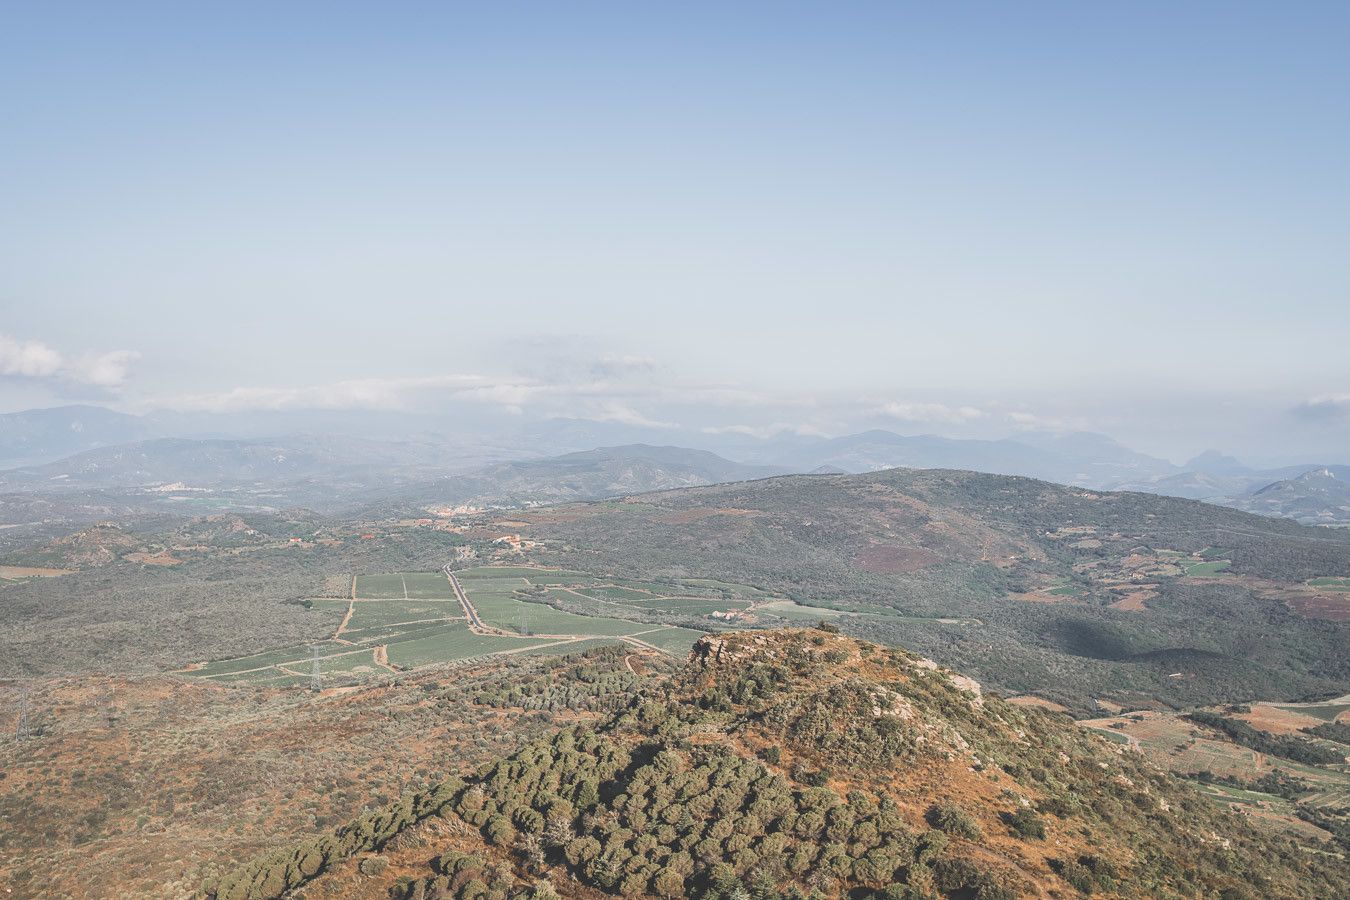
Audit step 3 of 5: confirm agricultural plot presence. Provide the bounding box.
[401,571,458,598]
[473,592,656,637]
[574,586,656,602]
[1308,577,1350,592]
[516,637,629,657]
[1276,702,1350,723]
[192,644,330,678]
[458,566,769,637]
[1185,559,1232,577]
[1079,705,1350,845]
[354,573,411,598]
[382,624,556,668]
[345,599,462,632]
[627,626,705,654]
[182,565,850,689]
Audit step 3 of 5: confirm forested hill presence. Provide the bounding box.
[210,629,1350,900]
[511,468,1350,711]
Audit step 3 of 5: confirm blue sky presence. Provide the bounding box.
[2,2,1348,461]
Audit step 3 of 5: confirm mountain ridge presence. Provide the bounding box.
[208,629,1350,900]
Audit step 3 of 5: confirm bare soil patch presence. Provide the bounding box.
[123,551,183,567]
[1238,703,1332,736]
[1284,591,1350,621]
[1109,588,1154,612]
[853,544,944,574]
[1011,590,1076,605]
[0,564,73,578]
[653,507,766,525]
[1006,695,1070,713]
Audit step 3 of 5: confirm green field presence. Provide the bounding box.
[1308,577,1350,592]
[383,624,557,668]
[628,626,705,654]
[457,567,586,580]
[1185,560,1232,577]
[575,586,656,602]
[184,566,796,688]
[1276,702,1350,722]
[401,572,458,598]
[193,644,330,677]
[354,573,411,598]
[1086,726,1131,745]
[515,637,629,657]
[345,599,462,631]
[472,592,658,637]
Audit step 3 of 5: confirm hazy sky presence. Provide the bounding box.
[2,2,1348,463]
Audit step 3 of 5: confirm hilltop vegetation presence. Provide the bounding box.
[211,630,1350,900]
[0,646,672,899]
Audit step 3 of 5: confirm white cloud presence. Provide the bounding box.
[70,350,141,387]
[0,334,64,378]
[1006,410,1094,432]
[701,422,832,439]
[875,401,985,424]
[162,372,685,430]
[1290,393,1350,423]
[586,402,678,429]
[166,374,491,412]
[0,333,138,387]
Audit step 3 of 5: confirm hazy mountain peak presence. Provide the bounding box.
[1184,449,1251,475]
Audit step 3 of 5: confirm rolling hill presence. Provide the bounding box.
[375,445,786,512]
[208,629,1350,900]
[500,468,1350,711]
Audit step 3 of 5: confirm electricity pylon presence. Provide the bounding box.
[310,645,323,693]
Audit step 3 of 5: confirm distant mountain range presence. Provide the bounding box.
[0,405,149,468]
[367,444,786,513]
[1,405,1347,523]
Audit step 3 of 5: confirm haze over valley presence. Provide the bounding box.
[3,4,1349,899]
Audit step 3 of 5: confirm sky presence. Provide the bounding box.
[2,1,1348,464]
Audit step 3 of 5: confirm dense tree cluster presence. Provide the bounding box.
[208,631,1350,900]
[211,777,465,900]
[1304,719,1350,745]
[402,724,1020,900]
[473,649,646,712]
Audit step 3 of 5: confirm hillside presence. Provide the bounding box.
[368,445,786,513]
[713,429,1177,488]
[1228,468,1350,525]
[502,468,1350,710]
[210,629,1350,900]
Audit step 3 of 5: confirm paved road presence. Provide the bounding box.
[443,565,487,630]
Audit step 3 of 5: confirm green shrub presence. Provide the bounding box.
[925,802,981,839]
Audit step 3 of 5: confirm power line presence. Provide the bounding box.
[14,687,30,741]
[310,645,323,693]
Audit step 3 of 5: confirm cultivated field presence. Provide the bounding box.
[177,565,872,688]
[1080,696,1350,843]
